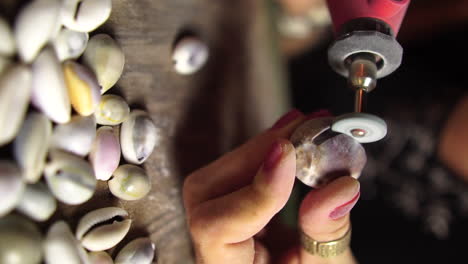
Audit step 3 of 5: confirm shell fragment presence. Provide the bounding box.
[16,182,57,222]
[64,60,102,116]
[0,161,25,217]
[83,34,125,93]
[51,115,96,157]
[45,221,90,264]
[44,150,97,205]
[13,112,52,183]
[90,126,121,181]
[115,237,155,264]
[120,110,158,164]
[0,65,32,146]
[94,94,130,125]
[108,165,151,201]
[14,0,61,62]
[76,207,132,251]
[61,0,112,32]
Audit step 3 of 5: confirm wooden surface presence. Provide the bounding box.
[0,0,290,263]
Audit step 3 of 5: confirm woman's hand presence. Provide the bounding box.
[183,110,360,264]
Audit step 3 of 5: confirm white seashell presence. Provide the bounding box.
[0,17,15,56]
[0,161,25,217]
[16,182,57,221]
[51,115,96,156]
[44,150,97,205]
[64,60,102,116]
[76,207,132,251]
[13,112,52,183]
[54,28,89,61]
[83,34,125,93]
[45,221,90,264]
[61,0,112,32]
[14,0,61,62]
[120,110,158,164]
[31,47,71,124]
[94,94,130,125]
[89,251,113,264]
[0,65,31,146]
[108,165,151,201]
[0,215,42,264]
[90,126,121,181]
[172,37,209,75]
[115,237,155,264]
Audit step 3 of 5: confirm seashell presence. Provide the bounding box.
[51,115,96,156]
[89,251,113,264]
[172,37,209,75]
[90,126,121,181]
[54,28,89,61]
[0,65,32,146]
[0,17,15,56]
[44,150,97,205]
[290,118,366,188]
[61,0,112,32]
[31,47,71,124]
[76,207,132,251]
[16,182,57,222]
[64,60,102,116]
[0,215,42,264]
[120,110,158,164]
[14,0,61,62]
[45,221,90,264]
[13,112,52,183]
[115,237,155,264]
[108,165,151,201]
[83,34,125,93]
[0,161,25,217]
[94,94,130,125]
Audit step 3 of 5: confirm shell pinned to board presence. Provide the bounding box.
[115,237,155,264]
[31,47,71,124]
[13,112,52,183]
[83,34,125,94]
[0,64,31,146]
[89,126,121,181]
[0,161,25,217]
[108,165,151,201]
[94,94,130,126]
[44,221,90,264]
[53,28,89,61]
[0,215,42,264]
[44,150,97,205]
[63,60,102,116]
[0,17,15,57]
[76,207,132,251]
[14,0,61,62]
[120,110,158,164]
[61,0,112,33]
[16,182,57,222]
[50,115,96,157]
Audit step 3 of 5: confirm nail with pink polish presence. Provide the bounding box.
[263,141,284,172]
[329,192,360,220]
[271,109,302,130]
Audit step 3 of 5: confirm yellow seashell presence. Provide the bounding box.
[63,61,101,116]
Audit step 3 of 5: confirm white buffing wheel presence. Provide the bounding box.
[331,113,387,143]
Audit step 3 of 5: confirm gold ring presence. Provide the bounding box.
[300,228,351,258]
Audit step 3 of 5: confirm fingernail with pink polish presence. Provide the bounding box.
[329,192,360,220]
[306,109,332,120]
[271,109,302,130]
[263,141,283,172]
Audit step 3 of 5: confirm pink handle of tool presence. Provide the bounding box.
[326,0,410,35]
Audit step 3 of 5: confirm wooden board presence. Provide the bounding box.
[0,0,290,263]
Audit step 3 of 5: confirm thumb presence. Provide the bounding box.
[298,176,360,263]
